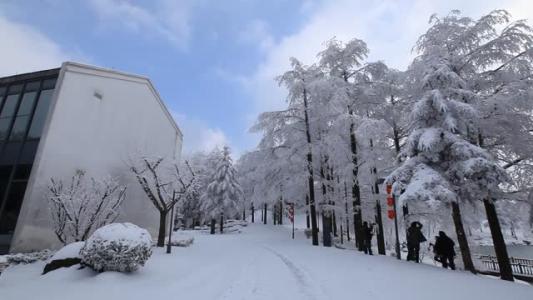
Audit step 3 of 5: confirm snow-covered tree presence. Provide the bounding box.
[130,156,194,247]
[47,170,126,245]
[174,160,203,229]
[202,146,242,234]
[386,34,511,276]
[390,9,533,280]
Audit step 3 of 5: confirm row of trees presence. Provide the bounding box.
[47,146,243,248]
[237,9,533,281]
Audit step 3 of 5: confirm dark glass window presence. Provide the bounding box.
[0,166,12,212]
[28,89,53,139]
[0,119,11,141]
[42,79,57,90]
[0,143,22,165]
[24,81,40,92]
[9,116,30,141]
[19,140,38,164]
[14,165,32,181]
[7,84,22,95]
[0,70,58,254]
[17,92,37,116]
[0,182,27,234]
[0,94,20,118]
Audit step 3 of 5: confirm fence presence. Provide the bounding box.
[478,255,533,276]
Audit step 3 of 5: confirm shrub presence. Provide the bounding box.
[80,223,152,273]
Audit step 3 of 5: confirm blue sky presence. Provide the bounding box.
[1,0,531,156]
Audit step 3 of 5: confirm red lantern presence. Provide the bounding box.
[387,210,396,219]
[387,196,394,207]
[386,184,392,194]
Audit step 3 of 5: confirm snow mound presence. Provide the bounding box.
[80,223,152,273]
[49,242,84,261]
[168,232,194,247]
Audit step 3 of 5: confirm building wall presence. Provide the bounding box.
[10,63,182,252]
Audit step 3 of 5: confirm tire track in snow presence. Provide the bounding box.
[264,247,330,300]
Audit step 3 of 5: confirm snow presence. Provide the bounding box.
[84,223,152,248]
[48,242,84,261]
[1,224,531,300]
[167,232,194,247]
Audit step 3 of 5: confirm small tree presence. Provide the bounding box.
[47,170,126,244]
[202,147,242,234]
[130,157,194,247]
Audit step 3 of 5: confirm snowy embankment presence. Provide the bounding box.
[1,223,531,300]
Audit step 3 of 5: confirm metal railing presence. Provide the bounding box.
[478,255,533,276]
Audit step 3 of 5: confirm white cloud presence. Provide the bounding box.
[88,0,194,48]
[171,112,233,155]
[238,19,274,52]
[241,0,533,122]
[0,15,74,76]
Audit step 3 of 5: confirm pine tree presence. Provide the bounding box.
[202,146,243,234]
[386,55,509,276]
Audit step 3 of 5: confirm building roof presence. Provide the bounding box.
[0,68,60,86]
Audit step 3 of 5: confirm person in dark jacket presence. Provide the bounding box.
[362,221,373,255]
[406,221,426,263]
[433,231,456,270]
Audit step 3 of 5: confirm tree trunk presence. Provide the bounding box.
[344,182,350,241]
[451,201,476,273]
[242,208,246,221]
[322,212,332,247]
[251,204,255,223]
[279,201,283,225]
[392,126,401,154]
[375,200,386,255]
[273,203,277,225]
[332,211,337,237]
[350,120,363,251]
[306,194,310,229]
[264,203,267,225]
[157,211,167,247]
[483,198,514,281]
[220,213,224,234]
[303,88,319,246]
[210,218,216,234]
[261,204,264,223]
[272,203,277,224]
[340,223,344,244]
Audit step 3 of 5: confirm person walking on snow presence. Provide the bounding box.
[433,231,456,270]
[406,221,426,263]
[362,221,373,255]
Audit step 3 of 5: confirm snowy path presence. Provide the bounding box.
[1,223,532,300]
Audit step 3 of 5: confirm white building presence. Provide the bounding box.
[0,62,183,253]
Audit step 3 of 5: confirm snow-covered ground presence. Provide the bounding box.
[1,223,531,300]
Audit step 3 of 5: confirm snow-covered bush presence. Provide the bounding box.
[3,249,53,265]
[80,223,152,273]
[47,170,126,244]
